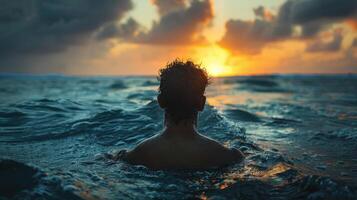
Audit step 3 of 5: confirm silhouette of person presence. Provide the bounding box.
[115,59,244,170]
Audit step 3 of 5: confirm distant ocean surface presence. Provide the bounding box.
[1,74,357,199]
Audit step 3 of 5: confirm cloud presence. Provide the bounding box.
[306,29,343,52]
[219,0,357,54]
[218,18,276,54]
[135,0,213,45]
[281,0,357,37]
[352,38,357,48]
[0,0,213,73]
[219,6,283,54]
[151,0,187,16]
[253,6,274,21]
[288,0,357,24]
[96,18,142,41]
[274,0,357,37]
[0,0,133,58]
[347,19,357,30]
[99,0,213,45]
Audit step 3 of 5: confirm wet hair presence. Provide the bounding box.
[158,59,209,123]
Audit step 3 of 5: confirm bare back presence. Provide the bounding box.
[122,133,244,170]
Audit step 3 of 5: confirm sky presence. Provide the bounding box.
[0,0,357,76]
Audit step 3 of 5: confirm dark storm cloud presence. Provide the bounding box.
[281,0,357,38]
[274,0,357,37]
[306,30,343,52]
[219,0,357,54]
[98,0,213,45]
[96,18,141,41]
[288,0,357,24]
[300,21,326,38]
[0,0,133,58]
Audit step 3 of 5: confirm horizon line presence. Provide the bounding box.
[0,72,357,78]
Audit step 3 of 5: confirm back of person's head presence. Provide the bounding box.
[158,59,209,123]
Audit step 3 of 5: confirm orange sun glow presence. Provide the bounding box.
[193,45,236,77]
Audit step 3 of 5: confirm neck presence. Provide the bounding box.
[162,113,198,137]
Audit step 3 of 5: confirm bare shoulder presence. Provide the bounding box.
[124,135,159,164]
[197,135,226,151]
[199,135,244,163]
[228,147,245,162]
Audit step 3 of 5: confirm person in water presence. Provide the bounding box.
[116,59,244,170]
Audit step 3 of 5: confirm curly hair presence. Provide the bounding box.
[158,59,210,123]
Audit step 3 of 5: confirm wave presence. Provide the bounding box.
[204,173,356,199]
[142,80,159,86]
[265,117,301,127]
[237,78,278,87]
[223,77,291,93]
[0,99,163,144]
[109,80,127,89]
[0,110,28,127]
[0,99,87,142]
[0,87,14,94]
[79,79,100,84]
[310,128,357,142]
[223,108,262,122]
[198,105,247,142]
[127,90,157,101]
[64,100,161,145]
[242,87,291,93]
[133,100,162,121]
[15,98,85,112]
[0,159,84,200]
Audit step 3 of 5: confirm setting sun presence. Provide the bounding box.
[193,45,235,77]
[206,65,225,77]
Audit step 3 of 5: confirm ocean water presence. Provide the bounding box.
[0,74,357,199]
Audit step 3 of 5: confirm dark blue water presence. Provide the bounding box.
[1,75,357,199]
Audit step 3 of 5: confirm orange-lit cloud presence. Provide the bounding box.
[305,29,343,52]
[218,0,357,55]
[135,0,213,45]
[223,39,357,75]
[98,0,214,45]
[347,19,357,30]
